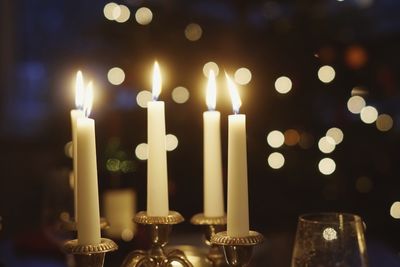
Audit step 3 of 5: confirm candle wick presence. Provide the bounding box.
[234,109,239,115]
[152,95,158,101]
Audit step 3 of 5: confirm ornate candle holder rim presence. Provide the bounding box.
[190,213,227,225]
[134,210,184,225]
[211,231,264,246]
[63,238,118,255]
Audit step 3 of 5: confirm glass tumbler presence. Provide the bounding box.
[291,213,368,267]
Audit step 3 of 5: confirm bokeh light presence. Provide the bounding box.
[318,136,336,154]
[322,228,337,241]
[172,86,190,104]
[274,76,292,94]
[318,158,336,175]
[185,23,202,41]
[203,62,219,77]
[103,2,119,20]
[135,143,148,160]
[376,114,393,132]
[284,129,300,146]
[267,130,285,148]
[136,90,152,108]
[268,152,285,169]
[121,229,134,242]
[390,202,400,219]
[355,176,373,193]
[351,86,368,96]
[360,106,378,124]
[106,158,120,172]
[107,67,125,85]
[318,65,335,83]
[115,5,130,23]
[234,68,252,85]
[347,95,366,114]
[135,7,153,25]
[326,127,344,145]
[345,45,368,70]
[166,134,179,151]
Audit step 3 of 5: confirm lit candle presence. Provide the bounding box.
[203,70,224,217]
[76,82,101,245]
[70,71,85,221]
[226,74,249,237]
[147,62,169,216]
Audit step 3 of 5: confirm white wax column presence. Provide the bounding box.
[104,189,137,239]
[147,101,169,216]
[70,109,84,221]
[227,114,249,237]
[76,118,101,245]
[203,111,224,217]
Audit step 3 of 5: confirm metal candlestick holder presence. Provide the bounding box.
[191,213,228,266]
[211,231,264,267]
[63,238,118,267]
[121,211,193,267]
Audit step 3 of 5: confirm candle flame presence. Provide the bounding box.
[152,61,162,100]
[83,81,93,118]
[225,73,242,114]
[75,70,85,109]
[206,70,217,110]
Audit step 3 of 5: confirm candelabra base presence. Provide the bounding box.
[63,238,118,267]
[191,213,228,267]
[211,231,264,267]
[121,211,193,267]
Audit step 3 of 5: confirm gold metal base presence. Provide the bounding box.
[191,213,228,267]
[121,210,193,267]
[63,238,118,267]
[211,231,264,267]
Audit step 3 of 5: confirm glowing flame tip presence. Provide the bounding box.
[206,70,217,110]
[75,70,84,109]
[152,61,162,100]
[225,73,242,114]
[83,81,93,118]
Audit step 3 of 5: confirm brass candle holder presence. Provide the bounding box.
[121,210,193,267]
[63,238,118,267]
[211,231,264,267]
[191,213,228,266]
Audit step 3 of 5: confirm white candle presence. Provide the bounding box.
[147,62,169,216]
[70,70,85,221]
[104,189,137,239]
[76,82,101,245]
[203,70,224,217]
[226,74,249,237]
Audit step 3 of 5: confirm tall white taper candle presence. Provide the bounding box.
[76,82,101,245]
[147,62,169,216]
[203,70,224,217]
[226,74,249,237]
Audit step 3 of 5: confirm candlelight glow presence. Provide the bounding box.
[136,90,152,108]
[390,202,400,219]
[318,158,336,175]
[75,70,85,109]
[234,68,252,85]
[318,65,336,83]
[225,73,242,114]
[83,81,93,118]
[360,106,378,124]
[152,62,162,100]
[135,7,153,25]
[172,86,190,104]
[206,70,217,110]
[115,5,130,23]
[203,62,219,77]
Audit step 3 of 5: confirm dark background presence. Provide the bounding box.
[1,0,400,266]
